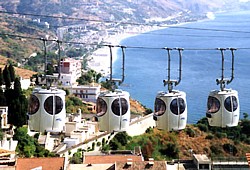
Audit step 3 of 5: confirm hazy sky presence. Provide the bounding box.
[239,0,250,2]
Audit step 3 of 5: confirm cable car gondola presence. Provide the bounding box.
[206,48,240,127]
[28,39,66,133]
[95,46,130,132]
[28,87,66,132]
[153,48,187,131]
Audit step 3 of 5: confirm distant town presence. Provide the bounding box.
[1,0,250,170]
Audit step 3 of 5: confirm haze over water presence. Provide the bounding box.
[115,11,250,124]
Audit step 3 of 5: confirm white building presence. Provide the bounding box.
[193,154,211,170]
[20,77,31,90]
[67,84,101,103]
[0,137,18,160]
[59,58,82,86]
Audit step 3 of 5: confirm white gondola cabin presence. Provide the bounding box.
[95,46,131,132]
[206,48,240,127]
[95,90,130,132]
[206,89,239,127]
[153,48,187,131]
[28,88,66,132]
[154,90,187,131]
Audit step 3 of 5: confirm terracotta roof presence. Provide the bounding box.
[84,155,143,164]
[115,161,167,170]
[16,157,65,170]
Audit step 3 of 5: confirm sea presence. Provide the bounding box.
[113,10,250,124]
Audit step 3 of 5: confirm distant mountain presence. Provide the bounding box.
[0,0,249,70]
[0,0,248,26]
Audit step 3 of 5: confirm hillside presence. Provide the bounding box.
[0,0,244,20]
[0,55,36,79]
[0,0,249,68]
[111,118,250,161]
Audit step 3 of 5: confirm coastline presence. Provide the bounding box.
[87,25,162,77]
[87,13,213,77]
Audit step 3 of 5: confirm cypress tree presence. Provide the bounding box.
[8,63,15,82]
[0,68,4,86]
[46,63,54,75]
[14,77,22,96]
[3,65,11,89]
[6,78,27,127]
[0,88,6,106]
[5,89,14,125]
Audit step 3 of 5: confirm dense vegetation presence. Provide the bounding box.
[0,64,28,127]
[65,95,93,114]
[102,115,250,161]
[13,127,56,158]
[77,69,102,85]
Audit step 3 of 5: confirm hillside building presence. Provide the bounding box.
[69,84,101,103]
[59,58,82,86]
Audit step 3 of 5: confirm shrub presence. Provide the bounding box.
[223,143,237,156]
[109,139,120,150]
[112,132,130,146]
[197,123,208,132]
[159,142,179,159]
[144,108,153,115]
[205,134,214,140]
[215,132,227,139]
[210,144,222,155]
[186,128,195,137]
[97,141,101,146]
[145,127,153,134]
[244,138,250,145]
[102,138,106,146]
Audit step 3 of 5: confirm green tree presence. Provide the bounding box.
[3,65,11,89]
[0,68,4,86]
[112,132,130,146]
[70,150,82,164]
[14,77,22,95]
[159,142,179,159]
[0,88,6,106]
[108,132,131,150]
[77,69,102,85]
[0,129,4,140]
[13,127,36,157]
[14,127,55,158]
[46,63,54,75]
[8,63,15,82]
[101,81,117,91]
[6,78,28,127]
[243,113,249,119]
[241,119,250,137]
[109,139,120,150]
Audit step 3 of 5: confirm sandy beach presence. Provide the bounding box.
[87,25,161,77]
[87,12,215,77]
